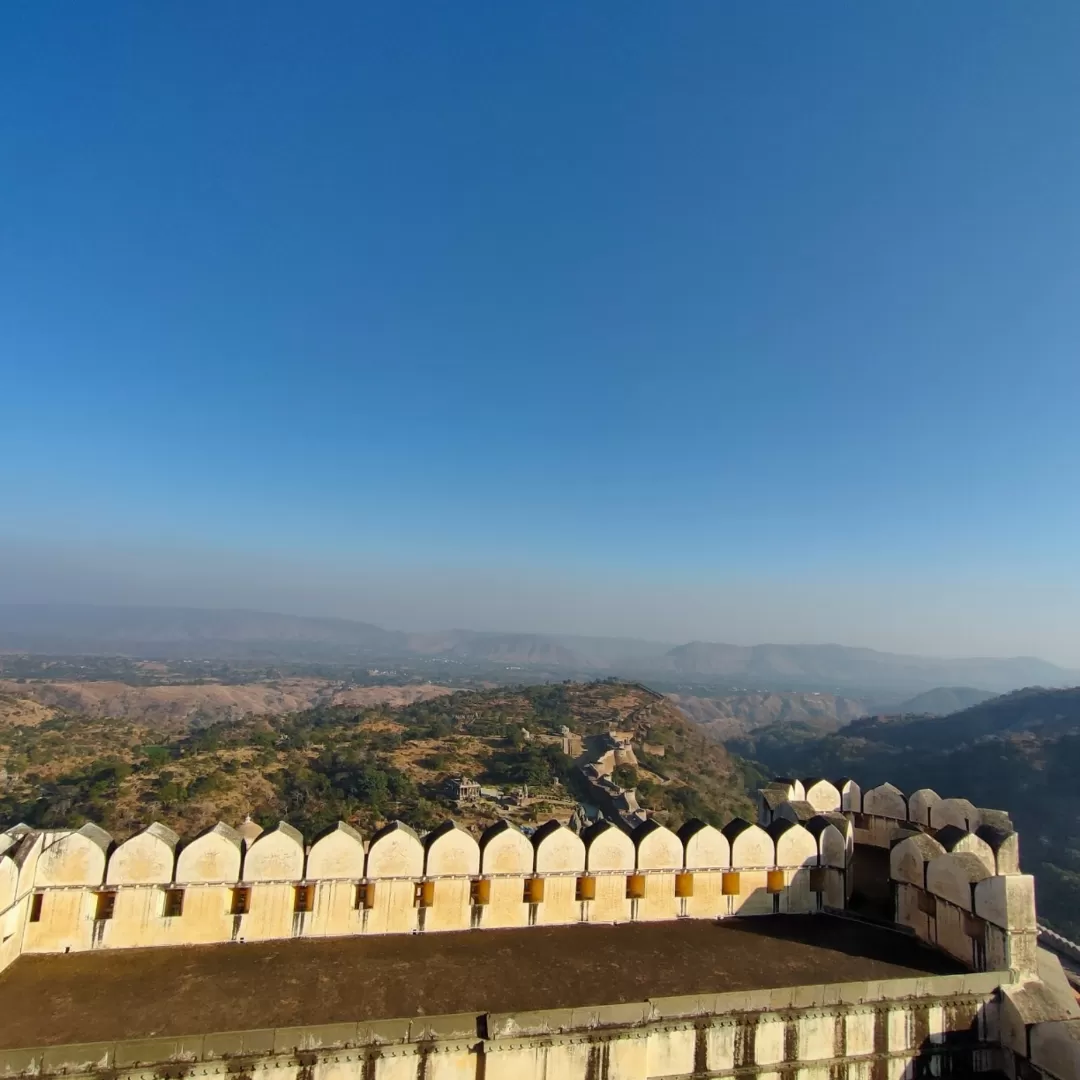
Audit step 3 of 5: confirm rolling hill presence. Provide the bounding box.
[0,681,752,840]
[1,604,1075,696]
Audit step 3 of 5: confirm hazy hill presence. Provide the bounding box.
[889,686,998,717]
[670,691,867,740]
[733,685,1080,938]
[662,640,1075,694]
[0,604,405,657]
[0,678,452,731]
[1,604,1075,696]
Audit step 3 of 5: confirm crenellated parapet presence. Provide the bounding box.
[0,807,853,970]
[757,776,1036,971]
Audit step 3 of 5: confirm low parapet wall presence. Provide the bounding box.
[0,811,853,970]
[0,970,1011,1080]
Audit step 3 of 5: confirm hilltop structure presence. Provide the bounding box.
[1,778,1079,1079]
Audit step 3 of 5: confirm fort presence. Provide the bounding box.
[0,776,1078,1080]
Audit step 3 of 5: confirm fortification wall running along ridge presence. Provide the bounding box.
[0,775,1078,1080]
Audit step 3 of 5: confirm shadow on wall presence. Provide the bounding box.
[718,909,964,971]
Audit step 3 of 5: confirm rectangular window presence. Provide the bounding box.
[626,873,646,900]
[293,884,314,913]
[94,891,116,921]
[674,872,694,898]
[470,878,490,906]
[163,889,185,918]
[230,887,251,915]
[29,893,43,923]
[721,871,741,896]
[808,868,828,894]
[766,870,785,894]
[414,880,434,908]
[523,876,544,904]
[917,890,937,916]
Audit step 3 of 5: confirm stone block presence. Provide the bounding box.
[973,875,1036,932]
[1030,1019,1080,1080]
[274,1023,360,1052]
[39,1042,114,1074]
[486,1008,575,1038]
[354,1018,413,1046]
[112,1038,187,1067]
[648,993,716,1019]
[409,1013,479,1041]
[571,1001,651,1030]
[0,1050,43,1079]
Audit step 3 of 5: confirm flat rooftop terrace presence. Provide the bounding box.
[0,915,965,1050]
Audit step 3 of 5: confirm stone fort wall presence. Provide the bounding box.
[3,775,1080,1080]
[0,775,1050,978]
[0,808,853,972]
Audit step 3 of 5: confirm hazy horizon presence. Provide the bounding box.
[2,540,1079,666]
[4,7,1080,668]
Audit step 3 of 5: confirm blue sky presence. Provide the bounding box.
[3,4,1080,658]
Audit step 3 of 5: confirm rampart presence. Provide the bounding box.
[0,810,852,970]
[2,775,1079,1080]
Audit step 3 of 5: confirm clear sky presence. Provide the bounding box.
[3,4,1080,661]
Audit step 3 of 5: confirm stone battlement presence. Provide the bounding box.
[2,776,1080,1080]
[0,807,853,973]
[756,777,1036,977]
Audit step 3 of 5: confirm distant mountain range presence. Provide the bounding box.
[0,603,1076,697]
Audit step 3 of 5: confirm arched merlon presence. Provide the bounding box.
[908,789,940,828]
[366,821,423,879]
[836,778,860,813]
[678,820,729,870]
[890,833,945,888]
[806,815,848,868]
[175,823,242,884]
[722,819,772,869]
[424,821,480,877]
[862,783,907,820]
[532,821,585,874]
[106,823,178,886]
[767,819,817,868]
[926,851,993,911]
[582,820,633,872]
[306,822,364,880]
[802,778,841,812]
[243,822,304,882]
[480,820,533,876]
[633,819,681,871]
[36,824,111,887]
